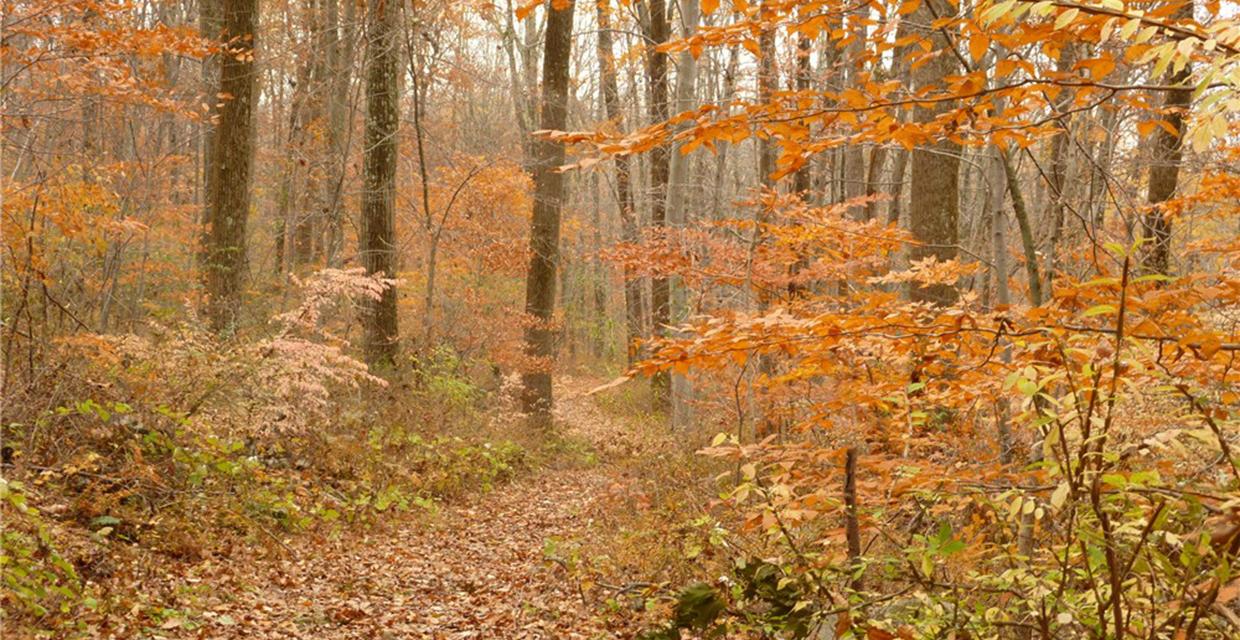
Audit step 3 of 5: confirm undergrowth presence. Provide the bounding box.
[0,273,537,636]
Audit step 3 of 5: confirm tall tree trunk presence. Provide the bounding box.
[203,0,258,333]
[792,34,813,196]
[520,0,575,421]
[988,150,1014,464]
[1141,1,1192,276]
[590,170,607,357]
[887,148,909,225]
[884,14,914,226]
[667,0,700,428]
[294,0,326,266]
[711,45,739,219]
[595,2,644,365]
[360,0,400,366]
[324,0,357,267]
[864,146,887,222]
[1001,150,1045,306]
[1086,102,1118,232]
[757,24,776,188]
[645,0,672,409]
[906,0,960,305]
[503,0,536,170]
[1044,46,1076,291]
[842,8,866,216]
[198,0,221,275]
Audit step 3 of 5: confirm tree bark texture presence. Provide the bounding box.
[203,0,257,333]
[520,0,575,421]
[360,0,400,366]
[907,0,960,305]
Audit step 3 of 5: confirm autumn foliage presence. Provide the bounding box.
[2,0,1239,637]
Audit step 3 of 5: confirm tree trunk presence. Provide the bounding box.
[324,0,357,267]
[520,0,575,422]
[667,0,700,428]
[792,34,813,196]
[1044,46,1076,290]
[590,170,607,357]
[906,0,960,305]
[197,0,221,275]
[864,145,888,222]
[503,0,536,170]
[1141,1,1192,276]
[989,150,1014,464]
[595,2,644,365]
[842,8,866,216]
[203,0,258,333]
[1001,150,1045,306]
[645,0,672,410]
[360,0,400,366]
[757,24,777,189]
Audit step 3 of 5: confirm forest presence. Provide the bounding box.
[2,0,1239,637]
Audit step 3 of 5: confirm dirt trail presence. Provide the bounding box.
[157,377,637,639]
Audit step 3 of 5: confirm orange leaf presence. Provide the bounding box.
[515,0,539,20]
[969,32,990,63]
[1219,578,1240,604]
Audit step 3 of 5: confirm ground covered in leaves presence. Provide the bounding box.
[73,378,657,639]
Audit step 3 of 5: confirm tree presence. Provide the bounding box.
[360,0,401,366]
[203,0,259,333]
[667,0,701,428]
[520,0,575,422]
[1141,0,1194,276]
[906,0,961,305]
[595,1,644,365]
[645,0,672,409]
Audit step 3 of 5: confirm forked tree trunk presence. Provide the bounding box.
[520,0,575,422]
[360,0,400,366]
[203,0,257,333]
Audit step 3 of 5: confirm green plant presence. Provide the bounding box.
[0,479,91,623]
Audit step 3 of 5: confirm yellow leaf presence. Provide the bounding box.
[1054,7,1079,30]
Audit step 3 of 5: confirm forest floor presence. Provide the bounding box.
[133,376,655,640]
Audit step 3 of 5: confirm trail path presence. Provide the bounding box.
[155,377,639,640]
